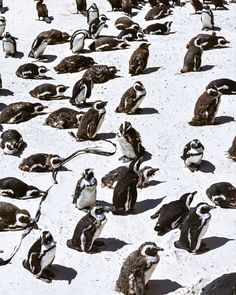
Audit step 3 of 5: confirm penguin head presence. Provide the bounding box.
[62,32,70,41]
[33,103,48,113]
[76,112,84,124]
[206,86,221,98]
[195,202,216,215]
[139,42,150,50]
[0,16,6,24]
[138,166,159,188]
[93,100,108,111]
[99,14,109,23]
[194,37,203,48]
[118,121,132,136]
[217,37,230,47]
[140,242,164,257]
[90,205,106,221]
[4,32,11,38]
[38,66,49,74]
[108,66,118,76]
[83,168,95,181]
[26,186,46,198]
[56,85,69,93]
[89,3,98,10]
[180,191,197,209]
[3,140,20,155]
[165,21,172,31]
[134,81,145,92]
[130,23,141,31]
[41,231,56,246]
[136,31,146,41]
[190,139,204,150]
[16,209,32,227]
[50,155,63,168]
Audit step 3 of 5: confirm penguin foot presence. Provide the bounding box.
[174,241,189,251]
[66,240,82,252]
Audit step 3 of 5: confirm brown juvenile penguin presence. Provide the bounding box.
[83,65,118,83]
[129,43,150,76]
[37,29,70,45]
[54,55,95,74]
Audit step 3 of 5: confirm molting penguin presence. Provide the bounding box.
[174,202,216,254]
[187,32,230,50]
[116,81,146,114]
[67,206,107,253]
[54,55,95,74]
[117,28,146,41]
[201,273,236,295]
[137,166,159,188]
[19,153,63,172]
[201,6,214,30]
[16,63,49,79]
[28,36,48,59]
[0,202,32,231]
[106,0,122,11]
[0,102,47,124]
[0,16,6,38]
[29,83,69,100]
[145,5,173,21]
[228,137,236,161]
[35,0,51,23]
[181,38,203,73]
[0,177,46,199]
[70,78,94,107]
[2,32,17,58]
[115,16,141,30]
[116,242,164,294]
[143,21,172,35]
[87,3,99,25]
[206,78,236,94]
[89,37,130,51]
[189,87,221,126]
[22,231,56,283]
[75,0,87,14]
[189,0,203,13]
[89,14,109,39]
[151,191,197,235]
[181,139,204,172]
[72,168,97,211]
[129,43,150,76]
[0,129,25,155]
[37,29,70,45]
[206,182,236,209]
[82,65,118,84]
[70,29,89,53]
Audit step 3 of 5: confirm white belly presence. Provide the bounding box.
[130,96,145,113]
[76,186,97,209]
[144,263,157,285]
[194,219,210,252]
[93,113,105,138]
[91,218,107,245]
[34,43,47,58]
[0,25,5,37]
[75,88,86,103]
[202,15,212,28]
[4,42,14,54]
[118,137,136,159]
[186,154,203,165]
[38,246,56,276]
[72,37,84,53]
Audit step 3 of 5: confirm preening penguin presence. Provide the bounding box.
[54,55,95,74]
[145,6,173,21]
[129,43,150,76]
[116,242,164,294]
[16,63,49,79]
[2,32,17,58]
[75,0,87,14]
[28,36,48,59]
[70,78,94,107]
[29,83,69,100]
[89,14,110,39]
[67,206,107,253]
[37,29,70,45]
[0,16,6,38]
[201,6,214,30]
[115,16,141,30]
[88,37,130,51]
[206,78,236,94]
[70,29,89,53]
[143,21,172,35]
[181,139,204,172]
[228,136,236,161]
[174,202,216,254]
[82,65,118,84]
[0,129,25,155]
[187,32,230,50]
[22,231,56,283]
[150,191,197,235]
[87,3,99,25]
[181,38,203,73]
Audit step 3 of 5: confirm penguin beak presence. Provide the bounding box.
[192,191,198,196]
[158,247,164,251]
[42,106,48,110]
[209,205,216,210]
[101,101,108,107]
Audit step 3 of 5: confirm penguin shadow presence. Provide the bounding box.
[15,51,24,59]
[50,264,77,284]
[148,180,166,187]
[214,116,235,125]
[147,279,183,295]
[0,89,14,96]
[96,132,116,140]
[200,236,234,253]
[95,237,128,252]
[133,196,166,215]
[39,55,57,63]
[143,67,162,75]
[200,65,215,71]
[139,107,159,115]
[141,151,152,162]
[212,26,222,32]
[0,103,7,111]
[199,160,216,174]
[1,6,9,13]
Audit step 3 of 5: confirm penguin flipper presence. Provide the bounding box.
[30,252,42,275]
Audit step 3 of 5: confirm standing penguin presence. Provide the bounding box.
[70,29,89,53]
[228,137,236,161]
[122,0,132,17]
[72,168,97,211]
[116,81,146,114]
[2,32,17,58]
[106,0,122,11]
[67,206,107,253]
[201,5,214,30]
[75,0,87,14]
[116,242,164,294]
[181,139,204,172]
[35,0,50,23]
[174,202,216,254]
[151,191,197,235]
[129,43,150,76]
[0,16,6,38]
[181,38,203,73]
[29,83,69,100]
[16,64,49,79]
[70,78,94,107]
[0,129,25,155]
[28,36,48,59]
[89,14,110,39]
[87,3,99,24]
[22,231,56,283]
[189,0,203,13]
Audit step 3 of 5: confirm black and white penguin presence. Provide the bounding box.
[45,108,84,129]
[122,0,132,16]
[16,63,49,79]
[129,43,150,76]
[116,81,146,114]
[201,273,236,295]
[187,32,230,50]
[189,87,222,126]
[70,29,89,53]
[174,202,216,254]
[115,16,141,30]
[67,205,107,253]
[35,0,50,23]
[37,29,70,45]
[28,36,48,59]
[181,139,204,172]
[22,231,56,283]
[189,0,203,13]
[211,0,228,10]
[0,129,25,155]
[181,38,203,73]
[87,3,99,25]
[89,37,130,51]
[82,65,118,84]
[206,78,236,94]
[117,28,146,41]
[75,0,87,14]
[137,166,159,188]
[116,242,164,294]
[29,83,69,100]
[72,168,97,210]
[143,21,172,35]
[206,182,236,209]
[151,191,197,235]
[2,32,17,58]
[145,5,173,21]
[19,153,63,172]
[0,16,6,38]
[54,55,95,74]
[117,121,145,162]
[0,202,32,231]
[201,5,214,30]
[0,102,47,124]
[89,14,110,39]
[73,100,107,141]
[0,177,46,199]
[228,137,236,161]
[106,0,122,11]
[70,78,94,107]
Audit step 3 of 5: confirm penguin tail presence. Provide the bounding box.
[66,239,73,249]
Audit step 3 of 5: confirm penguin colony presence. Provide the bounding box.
[0,0,235,294]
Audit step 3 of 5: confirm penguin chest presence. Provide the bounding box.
[76,186,97,209]
[186,149,203,165]
[93,113,105,137]
[39,245,56,273]
[75,87,86,103]
[72,36,84,52]
[144,256,158,285]
[91,218,107,245]
[118,137,136,159]
[3,41,15,54]
[34,42,47,58]
[202,14,212,28]
[94,23,105,37]
[194,218,210,251]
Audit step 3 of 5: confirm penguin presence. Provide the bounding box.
[129,43,150,76]
[187,32,230,50]
[16,63,49,79]
[206,78,236,94]
[117,28,146,41]
[201,273,236,295]
[106,0,122,11]
[72,168,97,211]
[70,29,89,53]
[28,36,48,59]
[122,0,132,16]
[87,3,99,25]
[0,202,32,231]
[116,81,146,114]
[2,32,17,58]
[115,16,141,30]
[29,83,69,100]
[201,6,214,30]
[0,0,3,13]
[181,139,204,172]
[181,38,203,73]
[174,202,216,254]
[0,129,25,155]
[35,0,50,23]
[117,121,145,162]
[89,37,130,51]
[0,74,2,88]
[143,21,172,35]
[116,242,164,294]
[206,182,236,209]
[75,0,87,14]
[0,16,6,38]
[151,191,197,235]
[73,100,107,141]
[89,14,110,39]
[211,0,228,10]
[82,65,118,84]
[189,87,221,126]
[45,108,84,129]
[145,6,173,21]
[19,153,63,172]
[67,205,107,253]
[70,78,94,107]
[101,166,129,188]
[189,0,203,13]
[54,55,95,74]
[0,177,46,199]
[37,29,70,45]
[0,102,47,124]
[22,231,56,283]
[228,136,236,161]
[136,166,159,189]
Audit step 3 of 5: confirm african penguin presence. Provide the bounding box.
[29,83,69,100]
[35,0,50,23]
[16,63,49,79]
[89,14,109,39]
[189,0,203,13]
[88,37,130,51]
[137,166,159,189]
[145,5,173,21]
[211,0,228,10]
[87,3,99,25]
[181,139,204,172]
[228,137,236,161]
[117,28,146,41]
[201,273,236,295]
[181,38,203,73]
[70,78,94,107]
[0,16,6,38]
[122,0,132,17]
[201,5,214,30]
[0,129,25,155]
[37,29,70,45]
[75,0,87,14]
[206,78,236,94]
[82,65,118,84]
[2,32,17,58]
[129,43,150,76]
[70,29,89,53]
[115,16,141,30]
[143,21,172,35]
[28,36,48,59]
[54,55,95,74]
[106,0,122,11]
[187,32,230,50]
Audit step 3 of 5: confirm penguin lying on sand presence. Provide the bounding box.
[0,129,25,155]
